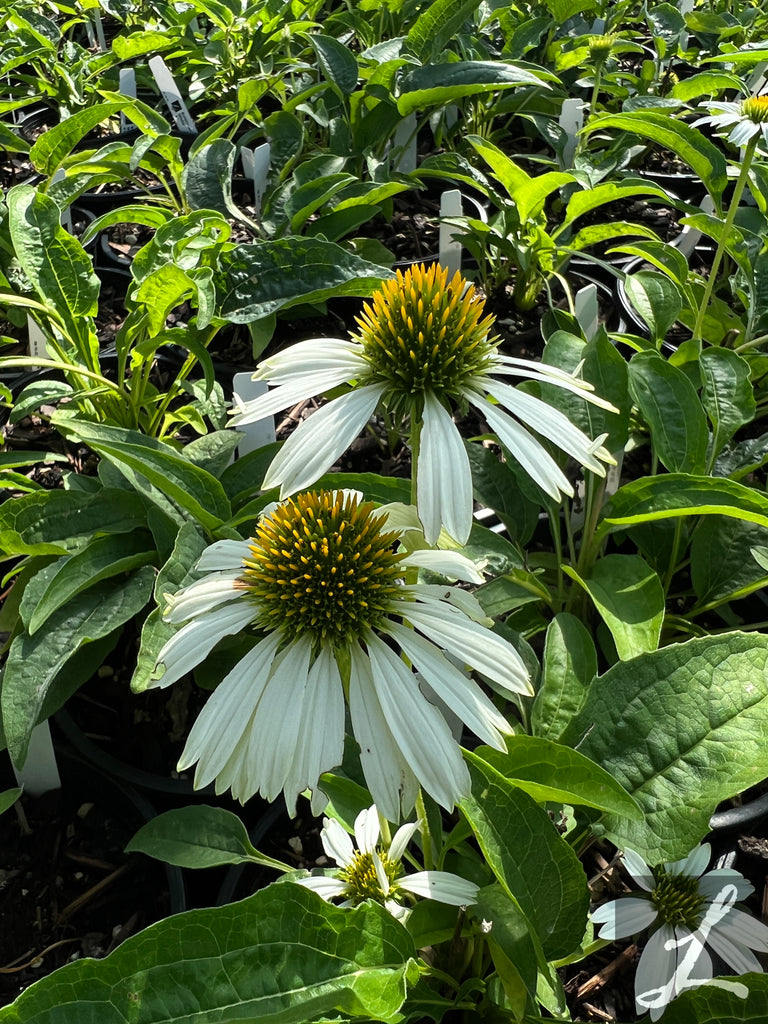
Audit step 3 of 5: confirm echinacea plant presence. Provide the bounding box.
[296,805,478,920]
[231,263,614,545]
[592,844,768,1020]
[150,490,530,820]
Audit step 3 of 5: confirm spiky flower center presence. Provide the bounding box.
[353,263,498,415]
[338,849,402,905]
[588,33,616,62]
[651,868,706,929]
[741,96,768,124]
[237,491,404,647]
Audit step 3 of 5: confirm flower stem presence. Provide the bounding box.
[691,137,758,344]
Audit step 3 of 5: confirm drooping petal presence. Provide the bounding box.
[382,619,512,750]
[294,875,349,901]
[706,927,764,975]
[320,817,355,869]
[288,646,345,810]
[401,583,491,623]
[262,384,386,495]
[254,338,368,382]
[466,388,573,499]
[622,849,654,891]
[348,641,419,822]
[697,869,754,903]
[634,925,687,1020]
[163,571,243,623]
[418,392,473,545]
[177,631,282,784]
[401,548,484,584]
[153,599,256,688]
[399,870,479,906]
[354,806,381,856]
[487,358,618,411]
[196,539,253,572]
[711,906,768,953]
[401,598,532,695]
[389,822,419,862]
[591,897,658,939]
[364,631,471,811]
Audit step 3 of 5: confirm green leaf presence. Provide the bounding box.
[30,101,127,175]
[9,381,73,422]
[52,418,231,531]
[25,532,156,635]
[690,517,768,609]
[405,0,483,63]
[132,522,207,694]
[397,62,551,117]
[2,568,155,769]
[183,137,241,219]
[628,351,709,474]
[596,474,768,542]
[623,271,682,343]
[467,443,539,545]
[583,113,728,208]
[473,884,539,1018]
[474,736,641,819]
[126,805,260,867]
[700,347,755,461]
[214,239,393,323]
[661,973,768,1022]
[467,134,573,220]
[562,180,672,226]
[460,752,589,960]
[309,34,359,95]
[0,788,22,815]
[0,488,147,558]
[563,554,664,661]
[0,885,417,1023]
[531,613,597,741]
[571,632,768,863]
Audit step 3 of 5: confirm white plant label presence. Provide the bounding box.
[678,0,694,51]
[27,315,50,359]
[241,142,271,214]
[231,374,275,460]
[119,67,137,132]
[574,281,599,340]
[51,168,72,232]
[12,722,61,797]
[439,189,463,276]
[558,98,584,169]
[393,114,417,173]
[149,56,197,135]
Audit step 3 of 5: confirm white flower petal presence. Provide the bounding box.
[399,870,479,906]
[177,631,282,783]
[288,646,345,808]
[670,843,710,879]
[698,869,753,903]
[164,571,242,623]
[364,631,470,810]
[623,848,654,891]
[489,358,617,411]
[711,906,768,953]
[401,548,484,584]
[196,539,252,572]
[255,337,367,381]
[372,850,390,895]
[483,379,609,475]
[321,817,355,868]
[401,599,533,696]
[262,383,386,495]
[466,388,572,499]
[402,583,491,623]
[347,641,419,822]
[153,600,255,688]
[389,822,419,862]
[383,619,511,750]
[418,392,473,545]
[635,925,686,1019]
[354,806,381,855]
[294,875,349,901]
[591,897,658,939]
[706,927,763,975]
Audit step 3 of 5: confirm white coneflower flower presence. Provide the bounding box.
[693,94,768,147]
[230,263,614,546]
[149,490,530,819]
[591,844,768,1020]
[296,805,478,920]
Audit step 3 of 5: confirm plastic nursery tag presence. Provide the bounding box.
[558,98,584,169]
[393,114,417,174]
[574,281,599,341]
[119,68,137,133]
[231,374,276,461]
[439,189,463,276]
[148,56,197,136]
[747,61,768,96]
[27,315,49,359]
[51,169,72,232]
[13,722,61,797]
[240,142,271,215]
[677,0,694,51]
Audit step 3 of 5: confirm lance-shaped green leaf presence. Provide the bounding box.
[0,788,22,816]
[460,752,589,961]
[532,613,597,741]
[405,0,485,63]
[596,474,768,542]
[473,884,539,1018]
[563,554,665,661]
[3,568,155,769]
[0,884,417,1024]
[691,517,768,609]
[397,61,552,116]
[309,34,359,95]
[570,632,768,863]
[24,532,156,635]
[473,736,641,819]
[700,346,755,463]
[623,272,683,345]
[30,101,127,176]
[661,972,768,1022]
[52,418,231,531]
[467,134,573,220]
[582,113,728,210]
[126,805,262,868]
[214,238,393,322]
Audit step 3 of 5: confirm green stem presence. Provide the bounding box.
[691,136,758,344]
[414,789,434,871]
